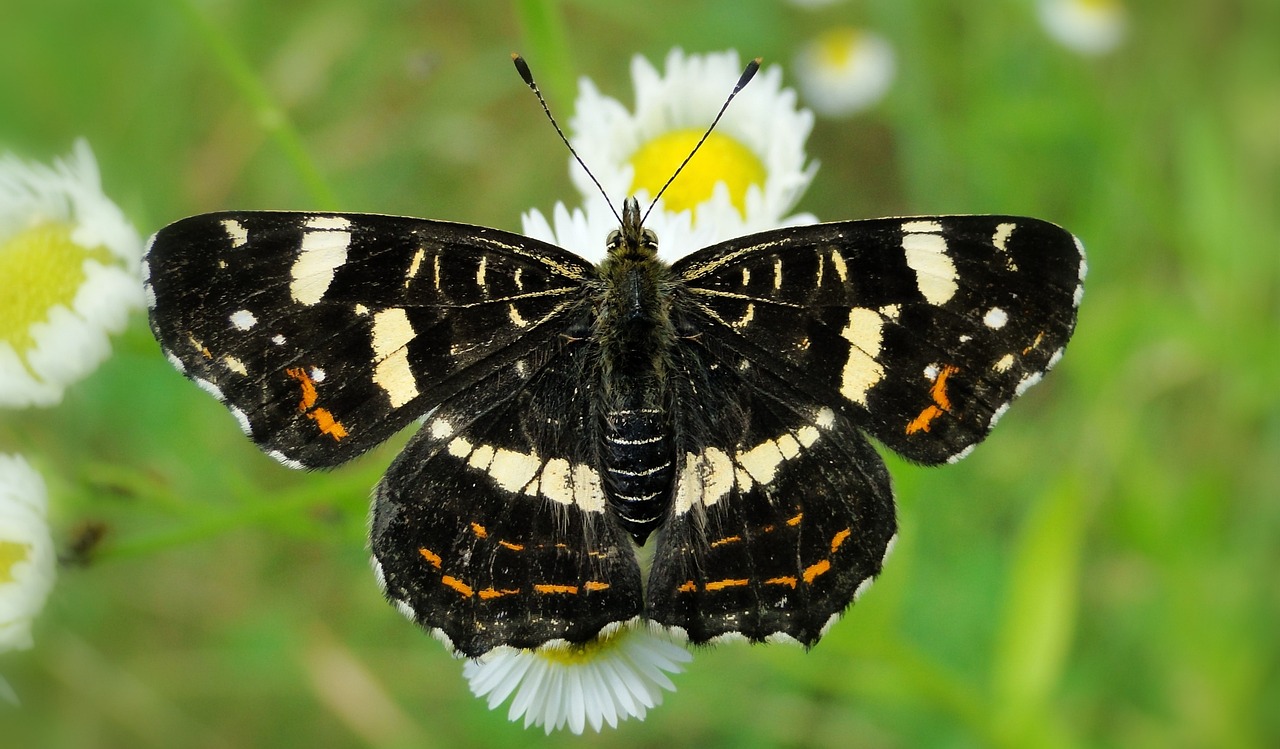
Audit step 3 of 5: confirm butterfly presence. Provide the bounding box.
[144,57,1084,658]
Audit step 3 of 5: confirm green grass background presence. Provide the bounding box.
[2,1,1278,747]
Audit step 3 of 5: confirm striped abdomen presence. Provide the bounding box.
[602,399,674,545]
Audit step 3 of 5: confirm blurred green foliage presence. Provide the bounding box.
[2,0,1278,747]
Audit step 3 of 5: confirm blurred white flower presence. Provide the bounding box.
[0,140,144,408]
[0,454,57,704]
[463,622,692,734]
[1038,0,1127,56]
[564,49,818,251]
[793,28,896,118]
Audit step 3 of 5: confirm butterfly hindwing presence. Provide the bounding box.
[144,211,594,468]
[646,325,897,644]
[370,324,645,657]
[672,216,1085,464]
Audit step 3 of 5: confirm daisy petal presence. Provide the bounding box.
[462,623,691,733]
[0,454,56,704]
[0,140,143,407]
[565,49,818,253]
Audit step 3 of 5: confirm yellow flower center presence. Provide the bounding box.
[629,129,766,216]
[0,222,110,354]
[0,540,32,584]
[538,627,628,666]
[816,28,863,68]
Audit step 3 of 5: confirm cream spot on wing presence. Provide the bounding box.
[984,307,1009,329]
[430,418,454,439]
[902,220,944,233]
[839,308,885,405]
[489,448,541,492]
[737,439,786,485]
[467,444,495,471]
[539,458,573,504]
[992,222,1019,270]
[508,305,528,327]
[405,247,425,287]
[371,308,419,408]
[290,217,351,305]
[993,222,1016,253]
[673,448,734,514]
[221,218,248,248]
[305,216,351,231]
[229,309,256,330]
[570,463,606,512]
[796,425,820,447]
[222,356,248,376]
[447,437,472,458]
[775,433,801,459]
[903,228,958,306]
[830,248,848,283]
[527,458,605,512]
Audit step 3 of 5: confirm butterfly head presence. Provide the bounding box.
[606,197,658,260]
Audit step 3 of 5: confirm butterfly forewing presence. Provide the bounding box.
[145,211,595,468]
[672,216,1085,465]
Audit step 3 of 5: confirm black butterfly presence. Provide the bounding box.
[145,60,1084,658]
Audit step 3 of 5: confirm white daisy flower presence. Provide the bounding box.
[1038,0,1127,56]
[564,49,819,251]
[463,621,692,734]
[0,140,145,408]
[793,28,896,118]
[0,454,57,705]
[522,193,718,265]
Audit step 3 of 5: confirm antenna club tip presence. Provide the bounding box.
[737,58,763,89]
[512,54,535,86]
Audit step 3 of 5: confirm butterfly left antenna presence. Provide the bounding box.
[512,54,623,227]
